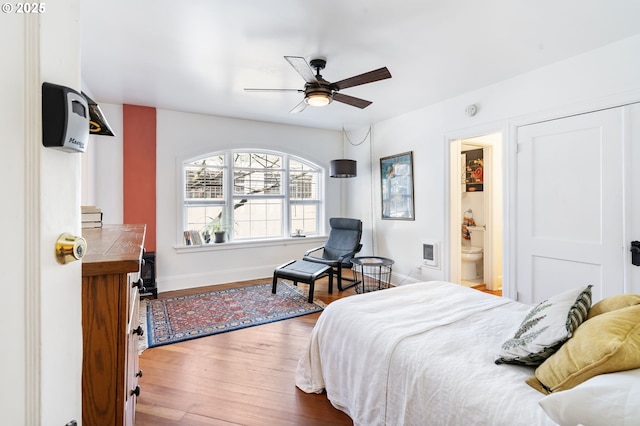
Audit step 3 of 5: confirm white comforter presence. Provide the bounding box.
[296,281,557,426]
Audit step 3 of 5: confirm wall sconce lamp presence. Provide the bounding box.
[330,159,357,178]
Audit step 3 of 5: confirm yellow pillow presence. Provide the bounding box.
[527,304,640,394]
[588,294,640,319]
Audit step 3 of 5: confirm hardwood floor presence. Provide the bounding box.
[472,283,502,297]
[135,277,501,425]
[135,277,357,426]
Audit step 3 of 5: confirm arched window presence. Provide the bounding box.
[183,150,323,243]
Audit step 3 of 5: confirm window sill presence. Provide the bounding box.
[174,235,327,254]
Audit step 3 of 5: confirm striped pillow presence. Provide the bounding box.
[495,285,592,366]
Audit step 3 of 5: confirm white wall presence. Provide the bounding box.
[343,128,376,256]
[370,105,451,284]
[156,110,345,291]
[82,103,124,225]
[348,35,640,293]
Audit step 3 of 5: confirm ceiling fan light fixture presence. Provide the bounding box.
[246,56,392,113]
[305,91,332,107]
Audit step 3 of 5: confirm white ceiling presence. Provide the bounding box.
[80,0,640,131]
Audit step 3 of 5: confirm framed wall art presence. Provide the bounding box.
[463,148,484,192]
[380,151,415,220]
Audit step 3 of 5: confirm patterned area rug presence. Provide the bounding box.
[143,282,325,348]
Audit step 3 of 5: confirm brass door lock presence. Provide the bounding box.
[55,233,87,264]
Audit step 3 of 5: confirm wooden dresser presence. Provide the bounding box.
[81,224,146,426]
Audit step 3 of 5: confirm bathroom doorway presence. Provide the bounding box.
[448,133,503,291]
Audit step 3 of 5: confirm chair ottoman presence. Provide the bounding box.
[272,259,333,303]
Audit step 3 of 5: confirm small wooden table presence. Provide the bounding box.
[272,259,333,303]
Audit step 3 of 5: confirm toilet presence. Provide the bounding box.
[461,226,484,281]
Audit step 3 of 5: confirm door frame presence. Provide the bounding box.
[444,124,506,290]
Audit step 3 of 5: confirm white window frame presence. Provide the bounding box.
[180,149,324,245]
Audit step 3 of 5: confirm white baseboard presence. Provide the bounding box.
[157,264,276,293]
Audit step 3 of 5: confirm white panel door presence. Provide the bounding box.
[516,108,624,304]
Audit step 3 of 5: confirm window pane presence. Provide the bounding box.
[290,159,314,171]
[234,152,281,169]
[234,170,282,195]
[290,204,318,235]
[185,206,223,232]
[233,153,250,168]
[233,198,282,239]
[290,171,318,200]
[197,155,224,167]
[185,162,224,200]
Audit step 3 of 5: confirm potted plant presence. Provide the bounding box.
[201,215,230,243]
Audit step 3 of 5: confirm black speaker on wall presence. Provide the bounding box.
[140,251,157,299]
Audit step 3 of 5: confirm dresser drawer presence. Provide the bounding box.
[127,271,142,325]
[125,286,141,426]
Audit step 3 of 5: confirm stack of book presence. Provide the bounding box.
[81,206,103,228]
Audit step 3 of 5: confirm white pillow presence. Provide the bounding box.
[539,369,640,426]
[495,285,592,366]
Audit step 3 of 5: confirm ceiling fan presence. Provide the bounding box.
[244,56,392,113]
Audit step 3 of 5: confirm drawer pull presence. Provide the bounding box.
[133,325,144,336]
[130,385,141,397]
[132,278,146,293]
[136,370,143,378]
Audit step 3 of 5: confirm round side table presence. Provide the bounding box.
[351,256,394,293]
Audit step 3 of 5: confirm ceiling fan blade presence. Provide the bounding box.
[289,100,308,114]
[332,92,372,109]
[284,56,318,84]
[244,88,303,92]
[333,67,391,90]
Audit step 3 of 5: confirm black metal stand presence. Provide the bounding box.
[140,251,158,298]
[351,256,394,293]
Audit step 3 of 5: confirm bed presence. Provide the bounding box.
[295,281,640,426]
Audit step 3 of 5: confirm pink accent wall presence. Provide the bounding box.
[123,104,156,251]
